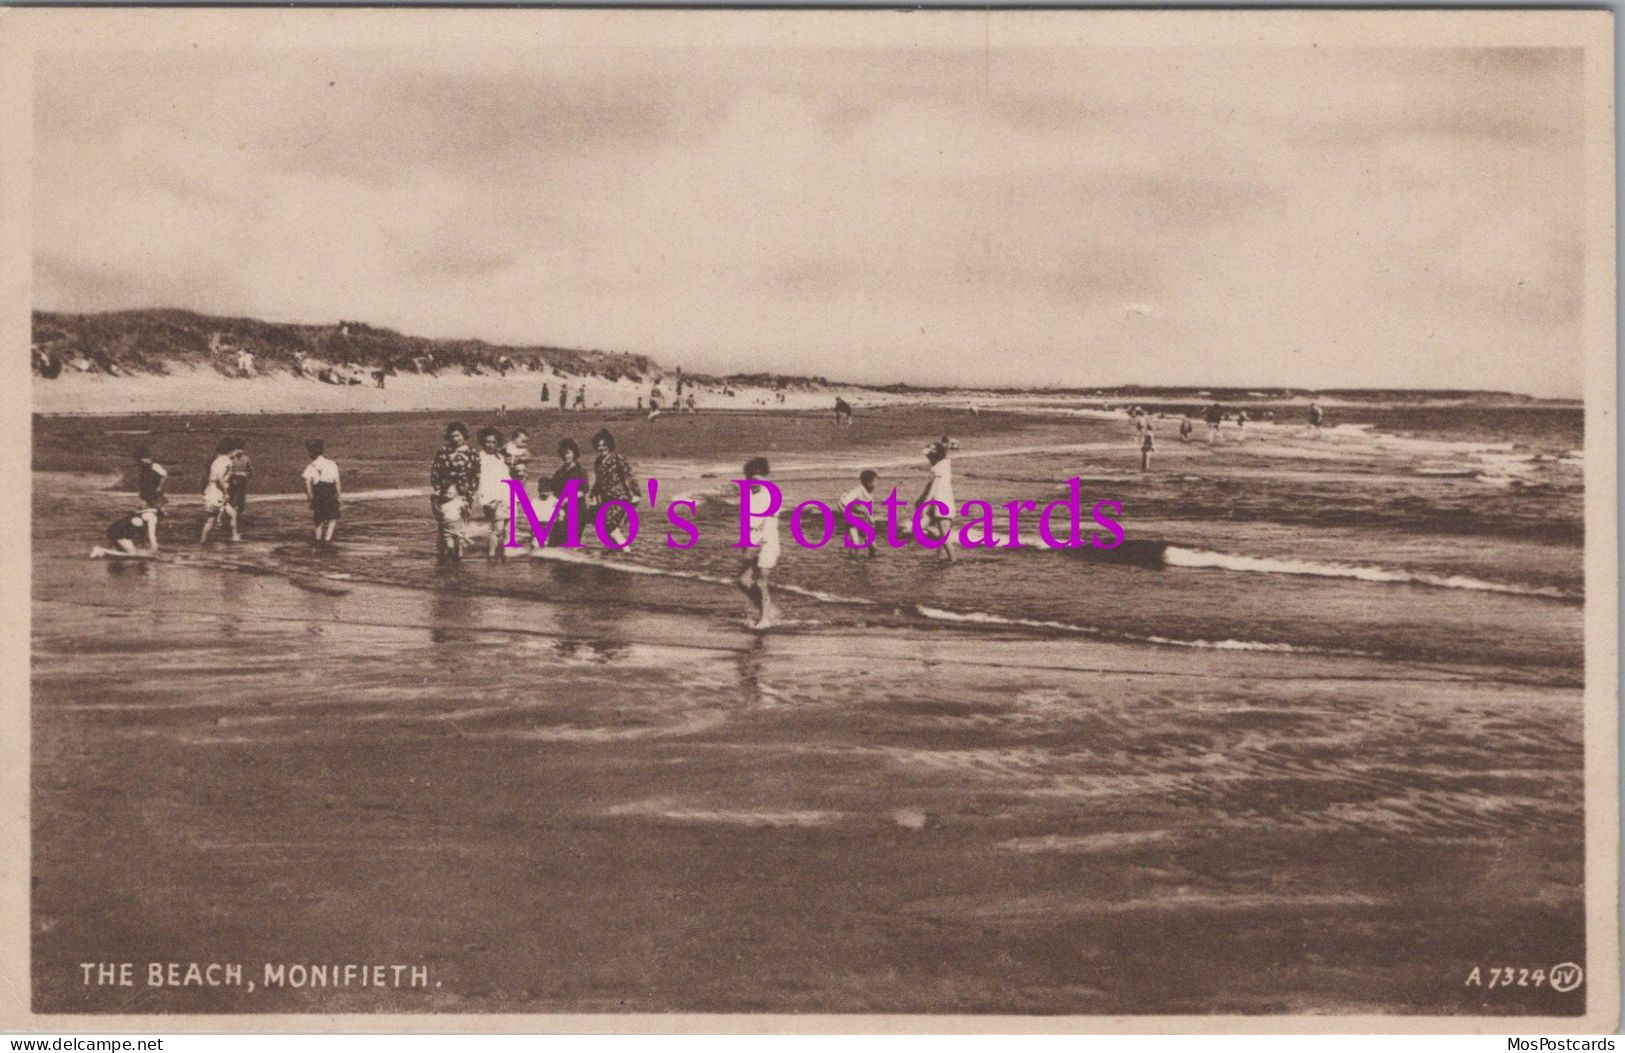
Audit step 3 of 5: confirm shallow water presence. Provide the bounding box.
[30,401,1588,1014]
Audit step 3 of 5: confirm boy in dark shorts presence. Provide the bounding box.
[133,446,168,513]
[301,439,342,544]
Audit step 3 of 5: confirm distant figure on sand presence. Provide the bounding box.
[133,446,168,513]
[917,438,957,562]
[1140,421,1156,471]
[840,470,879,556]
[573,386,587,411]
[475,427,517,558]
[588,429,638,547]
[198,438,241,545]
[737,456,781,629]
[1308,401,1325,435]
[541,381,550,406]
[430,421,478,561]
[834,397,853,426]
[1233,409,1249,441]
[559,384,569,411]
[1204,402,1224,444]
[93,505,160,559]
[302,440,341,544]
[1179,416,1193,443]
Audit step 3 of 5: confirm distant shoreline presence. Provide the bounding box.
[30,371,1583,420]
[32,308,1579,414]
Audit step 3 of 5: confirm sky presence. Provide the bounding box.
[33,43,1587,395]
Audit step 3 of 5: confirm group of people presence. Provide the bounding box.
[637,386,699,417]
[92,420,967,632]
[1125,400,1328,470]
[428,421,640,561]
[543,383,591,411]
[93,438,340,558]
[735,436,955,627]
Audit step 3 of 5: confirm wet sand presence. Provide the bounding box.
[31,404,1586,1015]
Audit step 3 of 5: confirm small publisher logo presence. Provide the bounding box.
[1549,962,1584,993]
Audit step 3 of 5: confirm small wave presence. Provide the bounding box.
[1163,546,1576,600]
[912,605,1310,653]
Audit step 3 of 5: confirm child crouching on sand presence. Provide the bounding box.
[93,504,160,558]
[737,456,781,629]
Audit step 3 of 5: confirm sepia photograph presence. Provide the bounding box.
[1,6,1617,1034]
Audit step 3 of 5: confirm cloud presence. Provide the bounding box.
[32,44,1586,395]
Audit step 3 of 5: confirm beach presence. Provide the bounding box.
[31,398,1586,1014]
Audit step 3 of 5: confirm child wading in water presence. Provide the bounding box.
[133,446,168,513]
[302,439,341,544]
[840,469,879,556]
[198,437,241,545]
[737,456,781,629]
[916,438,958,562]
[474,426,518,558]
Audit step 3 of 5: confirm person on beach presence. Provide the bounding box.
[840,470,880,556]
[533,437,590,550]
[301,439,341,544]
[430,421,478,561]
[226,443,254,529]
[94,504,160,558]
[133,446,168,513]
[588,429,638,547]
[916,438,958,563]
[474,427,519,558]
[1204,402,1224,445]
[1308,401,1325,436]
[559,384,569,411]
[685,392,697,413]
[1140,420,1157,471]
[1233,409,1249,441]
[548,437,590,500]
[737,456,781,629]
[834,397,853,426]
[541,381,551,406]
[503,429,532,483]
[573,386,587,411]
[1179,415,1194,443]
[198,438,240,545]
